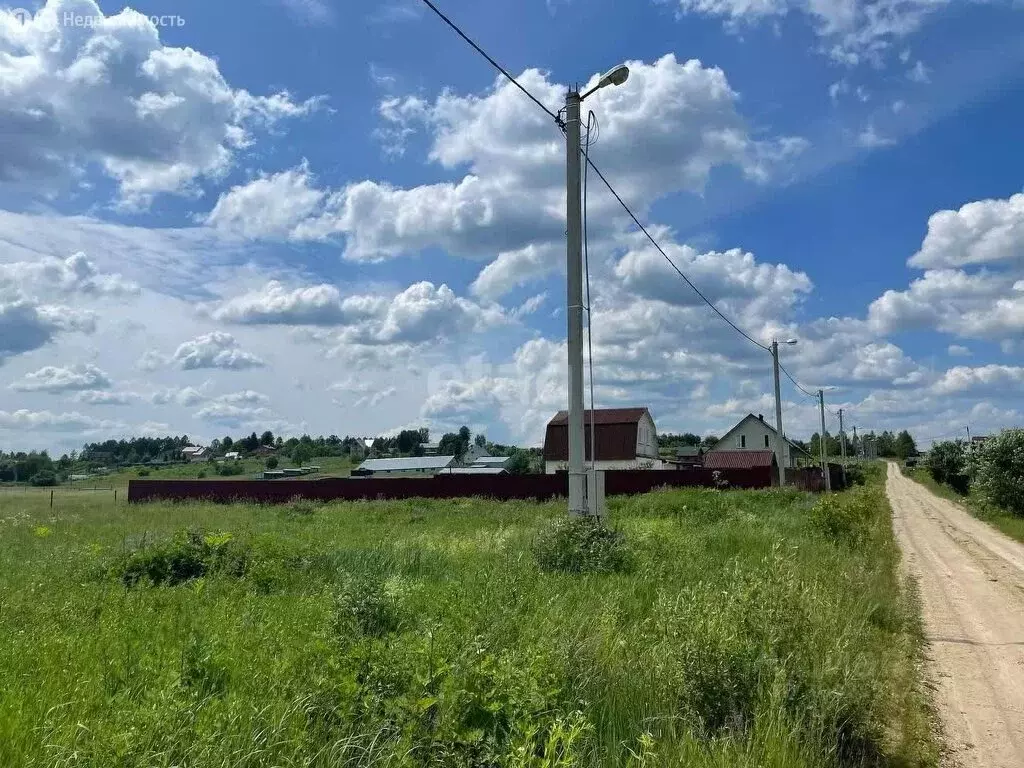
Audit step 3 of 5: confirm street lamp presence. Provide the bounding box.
[771,338,798,487]
[565,64,629,518]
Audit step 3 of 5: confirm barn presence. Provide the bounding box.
[543,407,661,474]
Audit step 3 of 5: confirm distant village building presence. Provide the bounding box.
[471,456,512,470]
[353,456,456,477]
[543,408,661,474]
[422,442,441,456]
[668,446,704,469]
[181,446,206,463]
[711,414,810,468]
[223,451,240,461]
[462,444,491,465]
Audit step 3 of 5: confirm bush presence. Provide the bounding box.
[844,463,866,486]
[974,429,1024,516]
[333,576,405,637]
[197,470,206,479]
[265,456,279,470]
[532,516,632,574]
[136,468,150,477]
[116,528,250,587]
[810,487,877,547]
[29,471,57,487]
[217,462,245,477]
[926,440,968,491]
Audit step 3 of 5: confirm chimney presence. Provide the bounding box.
[758,414,764,422]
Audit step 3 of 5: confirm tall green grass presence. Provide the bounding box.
[0,475,935,767]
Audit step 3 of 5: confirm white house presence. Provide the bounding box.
[543,408,661,474]
[224,451,240,461]
[711,414,809,468]
[181,446,206,463]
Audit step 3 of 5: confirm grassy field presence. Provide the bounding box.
[0,466,937,767]
[900,466,1024,544]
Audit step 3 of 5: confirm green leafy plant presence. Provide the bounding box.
[974,429,1024,516]
[927,440,969,493]
[29,470,57,487]
[116,528,250,587]
[333,576,406,637]
[532,516,632,574]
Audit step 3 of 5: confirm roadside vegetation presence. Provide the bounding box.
[904,429,1024,543]
[0,465,936,767]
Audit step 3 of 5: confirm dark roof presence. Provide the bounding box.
[547,408,650,426]
[676,446,703,458]
[704,450,776,470]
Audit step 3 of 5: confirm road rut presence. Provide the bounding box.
[887,462,1024,768]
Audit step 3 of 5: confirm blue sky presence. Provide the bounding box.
[1,0,1023,454]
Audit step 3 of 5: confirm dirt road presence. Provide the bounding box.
[887,462,1024,767]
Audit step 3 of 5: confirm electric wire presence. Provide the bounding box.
[581,151,771,354]
[416,0,560,122]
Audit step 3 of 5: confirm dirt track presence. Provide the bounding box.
[887,462,1024,767]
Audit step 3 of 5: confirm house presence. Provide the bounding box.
[711,414,809,468]
[543,407,661,474]
[462,444,491,465]
[223,451,240,461]
[181,446,206,463]
[704,450,778,474]
[353,456,456,477]
[255,445,277,457]
[667,446,704,469]
[471,456,511,470]
[422,442,441,456]
[445,466,508,475]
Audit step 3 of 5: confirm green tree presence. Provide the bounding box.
[260,431,274,446]
[506,449,532,475]
[438,433,467,462]
[474,433,487,448]
[876,431,897,458]
[222,436,233,451]
[265,457,279,470]
[927,441,968,493]
[895,430,918,460]
[292,444,314,466]
[974,429,1024,516]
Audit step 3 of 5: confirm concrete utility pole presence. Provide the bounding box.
[565,88,587,517]
[838,408,847,487]
[818,389,831,492]
[770,339,797,487]
[563,65,629,518]
[852,425,859,459]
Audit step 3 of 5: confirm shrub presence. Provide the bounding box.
[197,470,207,479]
[810,487,877,547]
[532,516,632,574]
[974,429,1024,516]
[844,463,866,486]
[265,456,279,470]
[29,470,57,487]
[136,468,150,477]
[333,576,405,637]
[217,462,245,477]
[926,441,967,491]
[117,528,250,587]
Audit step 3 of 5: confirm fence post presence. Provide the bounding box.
[50,490,54,509]
[114,489,118,505]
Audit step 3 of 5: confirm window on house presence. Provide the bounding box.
[765,435,770,448]
[740,435,746,448]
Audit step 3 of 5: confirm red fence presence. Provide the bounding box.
[128,467,773,504]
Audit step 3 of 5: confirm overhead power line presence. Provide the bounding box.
[585,154,770,356]
[777,362,817,400]
[416,0,559,122]
[415,0,772,357]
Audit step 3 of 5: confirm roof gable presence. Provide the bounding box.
[548,408,650,426]
[717,414,810,455]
